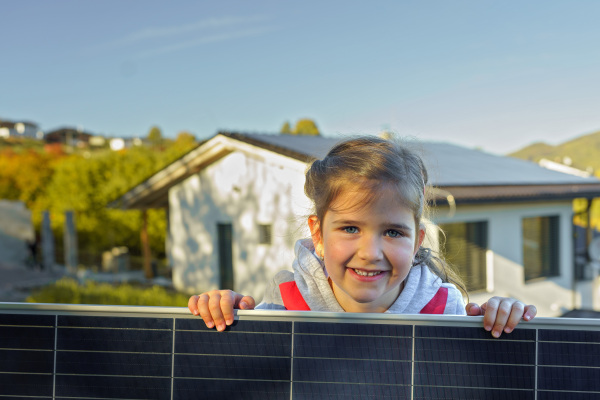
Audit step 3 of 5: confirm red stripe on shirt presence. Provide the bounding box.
[279,281,311,311]
[419,287,448,314]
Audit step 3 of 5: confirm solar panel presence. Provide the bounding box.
[1,303,600,399]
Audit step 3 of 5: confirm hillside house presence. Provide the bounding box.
[44,127,93,147]
[0,120,43,140]
[113,132,600,316]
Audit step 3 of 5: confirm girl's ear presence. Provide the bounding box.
[307,215,324,257]
[414,224,426,256]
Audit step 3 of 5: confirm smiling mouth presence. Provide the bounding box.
[353,269,383,277]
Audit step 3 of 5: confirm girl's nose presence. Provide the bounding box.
[357,234,383,261]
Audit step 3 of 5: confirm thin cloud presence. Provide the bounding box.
[133,26,275,59]
[88,15,269,54]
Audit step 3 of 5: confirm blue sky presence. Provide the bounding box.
[3,0,600,154]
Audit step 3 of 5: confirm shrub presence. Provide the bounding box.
[27,277,190,307]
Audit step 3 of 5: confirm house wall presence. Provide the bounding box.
[167,141,582,316]
[169,148,311,300]
[432,200,576,317]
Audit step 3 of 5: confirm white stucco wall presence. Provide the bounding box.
[169,147,311,300]
[432,200,576,317]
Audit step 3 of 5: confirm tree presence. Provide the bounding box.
[280,121,292,134]
[147,126,163,146]
[292,119,320,136]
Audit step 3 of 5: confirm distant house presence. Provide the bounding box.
[0,120,43,140]
[112,132,600,316]
[44,127,93,147]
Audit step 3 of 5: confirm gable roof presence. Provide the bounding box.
[110,131,600,209]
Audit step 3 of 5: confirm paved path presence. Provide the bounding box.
[0,261,66,302]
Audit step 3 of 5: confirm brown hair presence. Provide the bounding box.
[304,135,467,298]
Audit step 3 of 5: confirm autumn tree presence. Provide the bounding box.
[282,119,320,136]
[280,121,292,134]
[147,126,163,147]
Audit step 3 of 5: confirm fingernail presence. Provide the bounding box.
[524,315,531,321]
[226,318,233,325]
[504,327,512,334]
[485,325,492,331]
[240,301,247,309]
[206,321,214,329]
[492,330,500,338]
[217,323,225,331]
[193,310,198,315]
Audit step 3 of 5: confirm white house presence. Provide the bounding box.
[113,132,600,317]
[0,121,43,140]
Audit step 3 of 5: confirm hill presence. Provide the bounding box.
[509,130,600,174]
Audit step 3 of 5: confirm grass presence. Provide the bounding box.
[26,277,190,307]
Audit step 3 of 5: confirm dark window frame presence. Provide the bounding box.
[522,215,560,282]
[258,224,272,245]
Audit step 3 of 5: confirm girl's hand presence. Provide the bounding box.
[466,297,537,338]
[188,290,256,332]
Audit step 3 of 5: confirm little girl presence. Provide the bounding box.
[189,136,536,337]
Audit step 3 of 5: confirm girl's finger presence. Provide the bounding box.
[503,301,525,334]
[197,294,215,329]
[490,299,513,338]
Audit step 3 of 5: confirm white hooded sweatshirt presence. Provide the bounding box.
[256,238,466,315]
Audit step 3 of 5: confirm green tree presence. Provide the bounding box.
[280,121,292,134]
[147,126,163,146]
[292,119,320,136]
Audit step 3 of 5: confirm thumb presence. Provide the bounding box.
[238,295,256,310]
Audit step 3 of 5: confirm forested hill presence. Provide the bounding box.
[508,130,600,174]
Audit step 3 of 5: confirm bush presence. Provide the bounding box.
[26,277,190,306]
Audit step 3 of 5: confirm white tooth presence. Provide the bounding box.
[354,269,381,277]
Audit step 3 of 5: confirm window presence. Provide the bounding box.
[439,221,488,292]
[258,224,272,245]
[217,223,234,289]
[522,216,559,281]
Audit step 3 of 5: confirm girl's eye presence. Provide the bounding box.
[343,226,359,234]
[385,229,403,238]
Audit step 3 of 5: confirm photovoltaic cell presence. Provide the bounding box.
[1,304,600,400]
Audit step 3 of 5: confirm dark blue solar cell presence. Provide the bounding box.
[294,321,411,337]
[175,330,291,357]
[293,382,410,399]
[173,378,290,400]
[175,354,290,380]
[414,386,534,400]
[57,327,172,353]
[0,313,55,327]
[414,362,534,389]
[294,333,411,361]
[415,337,535,364]
[539,329,600,343]
[0,373,53,397]
[539,342,600,367]
[0,349,54,373]
[55,375,171,399]
[416,325,536,341]
[0,326,55,350]
[538,366,600,392]
[176,318,291,333]
[294,357,411,385]
[56,351,172,376]
[58,315,172,330]
[538,391,600,400]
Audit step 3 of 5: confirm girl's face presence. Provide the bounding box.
[309,187,425,313]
